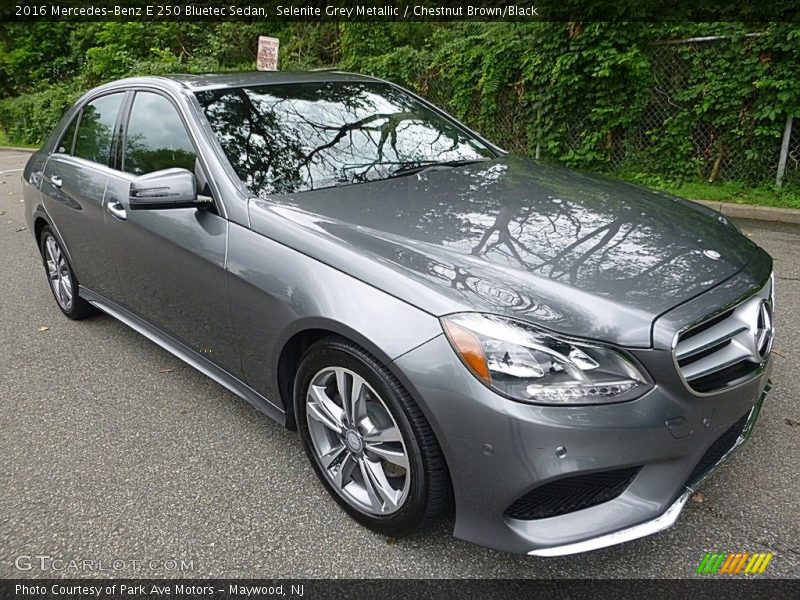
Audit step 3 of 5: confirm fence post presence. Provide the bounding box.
[776,113,793,188]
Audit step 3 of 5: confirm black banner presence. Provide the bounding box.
[1,580,800,600]
[2,0,800,22]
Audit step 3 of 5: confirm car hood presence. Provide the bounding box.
[248,157,760,347]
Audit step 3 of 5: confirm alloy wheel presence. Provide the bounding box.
[44,235,73,310]
[305,367,410,515]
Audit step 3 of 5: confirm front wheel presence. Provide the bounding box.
[294,337,449,537]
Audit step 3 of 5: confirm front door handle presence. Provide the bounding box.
[107,200,127,221]
[51,175,63,188]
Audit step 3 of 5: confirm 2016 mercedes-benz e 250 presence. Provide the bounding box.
[23,71,774,556]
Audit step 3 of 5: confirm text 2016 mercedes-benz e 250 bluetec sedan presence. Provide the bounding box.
[23,72,774,556]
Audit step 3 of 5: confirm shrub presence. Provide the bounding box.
[0,81,82,146]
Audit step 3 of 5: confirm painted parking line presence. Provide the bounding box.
[0,168,24,174]
[0,154,32,160]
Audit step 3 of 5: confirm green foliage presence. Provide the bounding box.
[0,21,355,145]
[0,80,82,146]
[327,22,799,189]
[0,125,37,148]
[630,22,800,183]
[0,21,798,197]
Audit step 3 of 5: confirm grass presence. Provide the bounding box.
[657,180,800,211]
[617,172,800,211]
[0,127,37,149]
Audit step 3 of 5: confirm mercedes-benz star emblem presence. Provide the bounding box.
[344,429,364,454]
[756,300,774,359]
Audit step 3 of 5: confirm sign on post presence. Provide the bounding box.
[256,36,279,71]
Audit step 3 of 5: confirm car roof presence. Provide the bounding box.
[80,71,382,102]
[162,70,381,91]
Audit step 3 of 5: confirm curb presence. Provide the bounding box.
[693,199,800,226]
[0,145,36,153]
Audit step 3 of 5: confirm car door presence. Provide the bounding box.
[104,90,243,377]
[40,92,126,300]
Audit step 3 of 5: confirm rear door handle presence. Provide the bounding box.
[51,175,63,188]
[107,200,127,221]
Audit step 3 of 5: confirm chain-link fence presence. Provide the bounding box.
[632,36,790,184]
[423,35,798,188]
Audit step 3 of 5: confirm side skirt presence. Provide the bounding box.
[80,286,286,426]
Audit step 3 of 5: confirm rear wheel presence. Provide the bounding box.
[295,337,449,536]
[39,227,97,320]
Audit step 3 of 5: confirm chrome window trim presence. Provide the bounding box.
[65,81,229,220]
[62,90,128,169]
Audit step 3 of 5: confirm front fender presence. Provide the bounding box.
[226,221,442,411]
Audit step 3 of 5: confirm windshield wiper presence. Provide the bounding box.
[388,158,490,179]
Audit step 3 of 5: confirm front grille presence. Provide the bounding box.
[505,466,641,520]
[686,411,749,484]
[675,279,773,394]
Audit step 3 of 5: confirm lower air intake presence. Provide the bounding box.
[686,411,749,485]
[505,466,641,520]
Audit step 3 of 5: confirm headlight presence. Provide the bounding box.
[441,313,649,405]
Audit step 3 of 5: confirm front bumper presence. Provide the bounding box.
[392,334,772,556]
[528,381,769,556]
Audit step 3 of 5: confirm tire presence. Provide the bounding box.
[294,336,450,536]
[39,226,98,320]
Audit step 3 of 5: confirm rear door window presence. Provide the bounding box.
[57,116,79,155]
[73,93,125,166]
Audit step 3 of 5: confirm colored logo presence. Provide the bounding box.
[696,552,774,575]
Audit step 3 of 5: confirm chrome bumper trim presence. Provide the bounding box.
[529,380,771,557]
[529,490,691,557]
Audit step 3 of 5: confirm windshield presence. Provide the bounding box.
[195,81,495,195]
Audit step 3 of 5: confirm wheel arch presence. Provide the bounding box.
[283,324,454,530]
[33,214,50,247]
[275,319,404,431]
[32,212,77,276]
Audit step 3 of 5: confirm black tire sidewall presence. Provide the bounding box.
[39,227,90,320]
[294,339,431,537]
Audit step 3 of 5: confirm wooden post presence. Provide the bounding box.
[776,113,793,188]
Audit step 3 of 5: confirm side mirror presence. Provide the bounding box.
[129,168,206,210]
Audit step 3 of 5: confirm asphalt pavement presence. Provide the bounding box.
[1,148,798,578]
